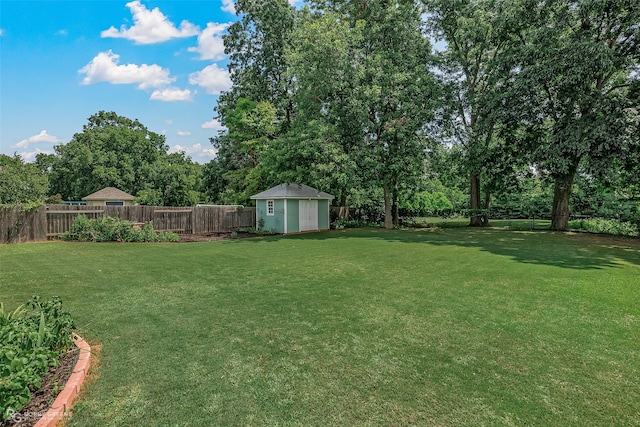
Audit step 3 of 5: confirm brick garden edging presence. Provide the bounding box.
[33,334,91,427]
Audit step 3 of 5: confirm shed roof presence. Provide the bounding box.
[250,183,334,200]
[82,187,136,201]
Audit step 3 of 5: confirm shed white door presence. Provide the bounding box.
[299,200,318,231]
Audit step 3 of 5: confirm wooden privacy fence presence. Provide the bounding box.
[0,205,48,244]
[1,205,256,243]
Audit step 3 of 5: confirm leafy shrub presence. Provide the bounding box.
[62,215,179,242]
[0,296,75,421]
[400,217,432,228]
[405,191,454,214]
[331,218,380,230]
[234,227,277,236]
[569,218,640,237]
[64,214,97,241]
[632,204,640,227]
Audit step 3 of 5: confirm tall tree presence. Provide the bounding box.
[294,1,440,228]
[51,111,167,200]
[262,9,365,205]
[206,98,279,204]
[499,0,640,230]
[219,0,296,127]
[0,154,49,205]
[207,0,296,205]
[427,0,519,226]
[48,111,202,205]
[136,152,203,207]
[358,1,440,228]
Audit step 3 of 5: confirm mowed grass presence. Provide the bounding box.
[416,216,552,231]
[1,228,639,426]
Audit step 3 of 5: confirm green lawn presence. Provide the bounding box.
[414,216,552,230]
[1,228,639,426]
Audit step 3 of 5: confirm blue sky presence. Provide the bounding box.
[0,0,244,163]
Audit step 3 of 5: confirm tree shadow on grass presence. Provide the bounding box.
[229,227,640,270]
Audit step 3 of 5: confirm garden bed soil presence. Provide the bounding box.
[2,348,79,427]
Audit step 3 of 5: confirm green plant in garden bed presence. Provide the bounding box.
[0,296,75,421]
[331,218,381,229]
[61,215,179,242]
[233,227,277,236]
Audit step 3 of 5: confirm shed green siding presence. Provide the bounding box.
[286,199,299,233]
[318,199,330,230]
[257,198,331,234]
[253,183,334,234]
[256,199,286,233]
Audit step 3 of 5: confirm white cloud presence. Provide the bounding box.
[169,143,217,162]
[101,0,199,44]
[150,87,193,101]
[202,118,225,130]
[221,0,235,14]
[189,64,232,95]
[79,50,174,89]
[176,130,191,136]
[188,22,229,61]
[15,130,61,149]
[170,144,186,153]
[56,29,68,36]
[17,148,53,162]
[166,119,174,125]
[0,29,4,36]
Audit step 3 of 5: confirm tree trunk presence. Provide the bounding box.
[482,191,491,226]
[469,173,483,226]
[392,185,399,226]
[340,193,348,220]
[551,172,575,231]
[383,183,393,229]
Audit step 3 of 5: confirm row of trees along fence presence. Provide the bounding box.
[1,205,256,244]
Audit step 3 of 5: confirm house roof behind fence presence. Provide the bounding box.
[82,187,136,201]
[250,183,334,200]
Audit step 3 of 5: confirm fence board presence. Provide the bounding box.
[0,205,47,243]
[1,205,257,243]
[46,205,104,237]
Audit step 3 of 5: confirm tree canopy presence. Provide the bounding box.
[44,111,202,206]
[493,0,640,229]
[0,154,49,205]
[199,0,639,229]
[12,0,638,227]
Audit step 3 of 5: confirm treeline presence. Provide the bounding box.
[207,0,640,230]
[2,111,204,207]
[2,0,639,230]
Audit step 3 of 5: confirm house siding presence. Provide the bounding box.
[85,200,133,207]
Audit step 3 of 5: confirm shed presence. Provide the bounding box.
[81,187,135,206]
[250,183,334,234]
